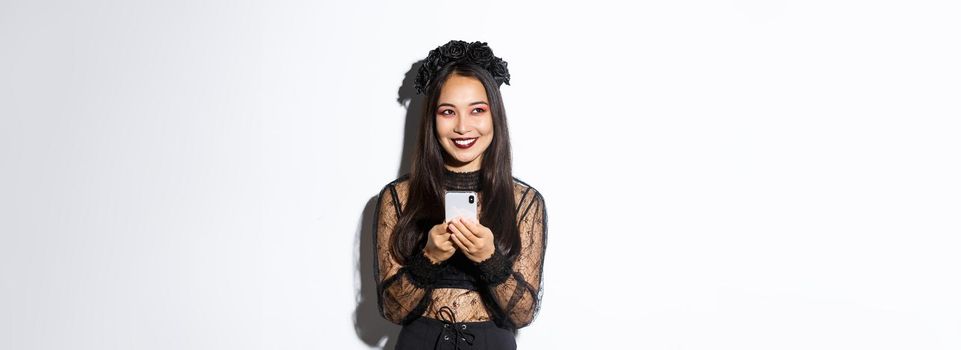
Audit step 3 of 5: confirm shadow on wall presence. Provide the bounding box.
[352,60,425,349]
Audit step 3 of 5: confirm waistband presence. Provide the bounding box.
[423,306,500,349]
[413,314,500,329]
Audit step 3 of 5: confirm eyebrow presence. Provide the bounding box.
[437,101,489,108]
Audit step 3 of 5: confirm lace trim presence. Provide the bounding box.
[474,246,512,285]
[406,249,451,288]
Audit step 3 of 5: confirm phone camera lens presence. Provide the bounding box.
[469,195,475,204]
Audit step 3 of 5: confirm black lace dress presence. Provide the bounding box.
[373,169,547,348]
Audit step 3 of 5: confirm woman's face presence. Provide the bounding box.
[435,74,494,172]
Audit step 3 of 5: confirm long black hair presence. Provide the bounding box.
[390,62,522,264]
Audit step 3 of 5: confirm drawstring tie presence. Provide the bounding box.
[435,306,476,349]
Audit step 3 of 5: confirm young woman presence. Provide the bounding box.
[373,40,547,350]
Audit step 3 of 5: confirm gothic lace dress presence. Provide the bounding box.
[373,170,547,330]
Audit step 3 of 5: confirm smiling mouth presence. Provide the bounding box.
[452,138,477,149]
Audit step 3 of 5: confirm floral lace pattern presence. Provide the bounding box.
[373,171,547,329]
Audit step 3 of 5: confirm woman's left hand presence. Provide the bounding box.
[448,217,495,263]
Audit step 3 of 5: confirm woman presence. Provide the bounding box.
[373,40,547,350]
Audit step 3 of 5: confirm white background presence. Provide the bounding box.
[1,0,959,349]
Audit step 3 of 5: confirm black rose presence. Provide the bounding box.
[415,40,512,95]
[415,64,431,94]
[487,58,511,86]
[416,49,450,93]
[467,42,494,65]
[440,40,468,60]
[420,58,436,78]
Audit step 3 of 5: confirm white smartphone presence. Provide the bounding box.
[445,191,478,222]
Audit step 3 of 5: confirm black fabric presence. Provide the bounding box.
[474,246,511,285]
[373,168,548,331]
[395,310,517,350]
[434,252,482,290]
[444,169,482,191]
[406,249,452,288]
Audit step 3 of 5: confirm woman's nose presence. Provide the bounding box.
[454,114,468,134]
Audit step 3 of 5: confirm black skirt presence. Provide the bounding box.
[395,312,516,350]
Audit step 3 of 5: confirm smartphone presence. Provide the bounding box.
[445,191,478,222]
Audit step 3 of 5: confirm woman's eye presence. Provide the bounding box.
[473,108,487,113]
[439,109,453,115]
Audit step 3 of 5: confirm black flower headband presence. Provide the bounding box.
[414,40,511,95]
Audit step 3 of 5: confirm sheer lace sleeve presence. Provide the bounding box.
[373,182,447,325]
[475,187,547,329]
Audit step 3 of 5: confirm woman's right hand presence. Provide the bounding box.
[424,222,455,264]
